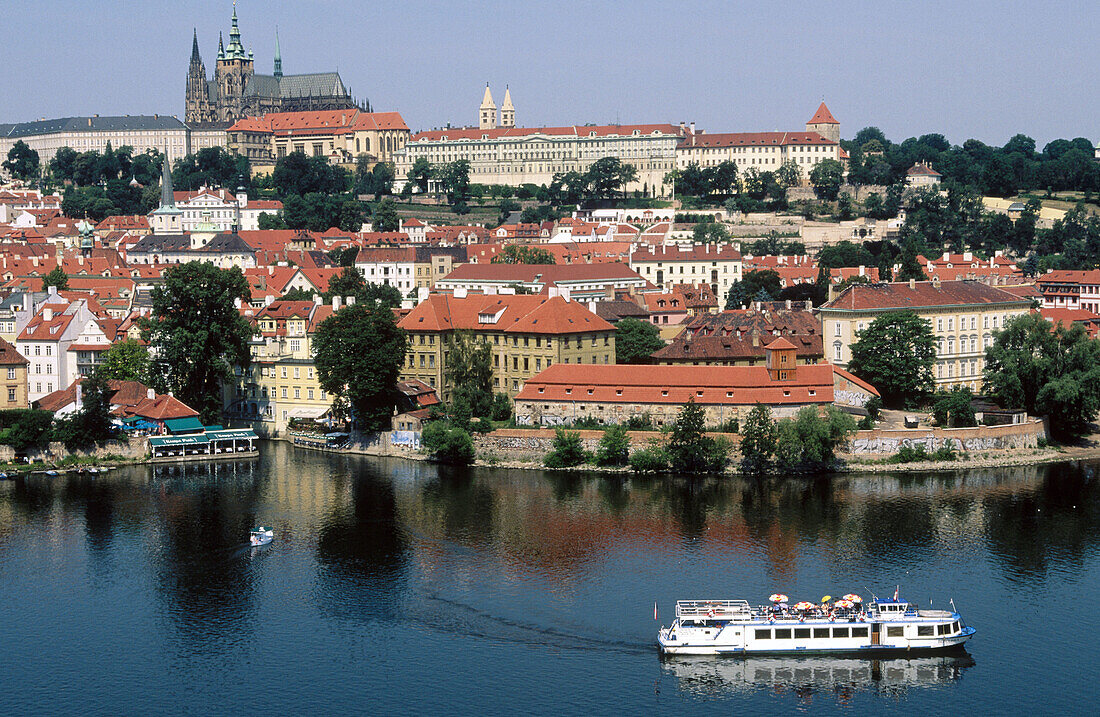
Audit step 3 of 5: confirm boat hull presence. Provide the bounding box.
[659,626,976,656]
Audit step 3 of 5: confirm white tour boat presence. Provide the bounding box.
[658,591,974,656]
[250,527,274,547]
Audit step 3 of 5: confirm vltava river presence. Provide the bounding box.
[1,442,1097,714]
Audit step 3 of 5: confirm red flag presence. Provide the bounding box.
[894,586,899,601]
[654,601,658,621]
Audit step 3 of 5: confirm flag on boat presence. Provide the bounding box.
[894,586,899,601]
[654,601,658,621]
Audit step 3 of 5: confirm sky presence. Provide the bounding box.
[2,0,1097,147]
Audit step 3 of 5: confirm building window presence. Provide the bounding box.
[281,388,287,398]
[833,341,842,361]
[7,389,14,402]
[833,322,841,337]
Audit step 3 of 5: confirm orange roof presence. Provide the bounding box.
[399,294,613,335]
[349,111,409,131]
[823,280,1033,312]
[412,123,682,142]
[807,102,839,125]
[515,363,877,405]
[764,337,797,350]
[682,131,836,148]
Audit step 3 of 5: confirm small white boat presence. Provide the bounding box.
[249,526,274,547]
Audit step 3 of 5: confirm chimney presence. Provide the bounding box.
[332,296,342,310]
[942,252,950,262]
[147,388,155,400]
[75,383,82,410]
[751,328,760,347]
[909,278,916,290]
[858,264,865,276]
[346,296,355,306]
[43,308,53,321]
[265,294,275,306]
[785,299,792,309]
[690,121,696,135]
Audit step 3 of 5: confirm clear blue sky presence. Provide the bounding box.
[4,0,1097,147]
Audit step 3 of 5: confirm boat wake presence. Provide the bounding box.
[417,594,652,655]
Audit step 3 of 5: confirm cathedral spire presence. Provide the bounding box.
[479,83,497,130]
[225,1,248,60]
[217,31,225,60]
[190,28,201,64]
[160,155,175,210]
[273,26,283,79]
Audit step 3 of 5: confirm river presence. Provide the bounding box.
[1,441,1097,714]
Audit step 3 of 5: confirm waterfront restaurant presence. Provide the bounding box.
[148,428,258,461]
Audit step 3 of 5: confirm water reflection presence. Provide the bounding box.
[662,653,975,703]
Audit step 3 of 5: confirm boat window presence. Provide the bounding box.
[774,628,792,639]
[887,626,904,637]
[832,627,849,638]
[937,624,950,635]
[852,627,869,638]
[813,628,830,638]
[952,621,960,632]
[794,628,811,639]
[918,626,934,637]
[755,629,771,640]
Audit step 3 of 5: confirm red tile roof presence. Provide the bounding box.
[442,262,642,284]
[822,280,1033,311]
[399,294,613,334]
[412,123,682,142]
[629,244,742,262]
[807,102,839,125]
[681,131,836,148]
[0,337,27,365]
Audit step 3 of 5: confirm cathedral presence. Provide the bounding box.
[185,6,365,124]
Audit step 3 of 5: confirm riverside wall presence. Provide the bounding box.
[842,419,1048,455]
[0,436,148,464]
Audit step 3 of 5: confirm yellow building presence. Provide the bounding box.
[819,279,1032,390]
[227,109,410,168]
[398,293,615,400]
[0,338,29,409]
[224,300,336,435]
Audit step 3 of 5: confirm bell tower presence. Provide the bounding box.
[500,85,515,128]
[214,2,255,121]
[479,83,497,131]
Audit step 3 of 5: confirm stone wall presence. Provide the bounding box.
[843,419,1048,455]
[0,436,150,464]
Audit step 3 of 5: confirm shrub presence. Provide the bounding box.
[931,443,958,461]
[544,428,589,468]
[629,444,670,472]
[470,417,494,434]
[595,424,630,466]
[740,403,777,475]
[864,396,882,422]
[0,409,55,452]
[421,421,475,465]
[571,415,604,429]
[892,444,929,463]
[932,386,977,428]
[716,418,739,434]
[624,413,654,431]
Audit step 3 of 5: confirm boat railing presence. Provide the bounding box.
[676,599,752,619]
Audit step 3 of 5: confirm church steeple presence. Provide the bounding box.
[273,26,283,79]
[224,1,248,60]
[479,83,497,131]
[160,155,175,210]
[500,85,515,128]
[217,31,225,60]
[190,28,201,65]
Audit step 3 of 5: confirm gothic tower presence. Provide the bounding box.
[185,29,215,123]
[479,83,497,131]
[273,27,283,80]
[500,85,515,128]
[806,101,840,143]
[213,4,255,121]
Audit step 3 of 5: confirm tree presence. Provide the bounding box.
[270,152,349,197]
[53,369,117,450]
[544,428,590,468]
[818,241,873,269]
[809,159,845,201]
[0,410,54,453]
[173,147,250,192]
[280,287,317,302]
[595,424,630,466]
[434,160,471,202]
[257,212,287,229]
[776,160,803,189]
[491,245,555,264]
[725,269,782,309]
[847,310,936,408]
[327,246,359,267]
[408,157,433,192]
[373,198,400,232]
[96,339,151,384]
[142,262,254,423]
[740,403,777,474]
[444,332,494,418]
[932,386,977,428]
[490,393,513,422]
[323,266,367,302]
[4,140,40,181]
[773,406,856,471]
[586,157,636,198]
[983,313,1100,440]
[49,146,79,183]
[615,317,663,364]
[692,222,730,243]
[41,266,69,291]
[313,302,408,431]
[421,420,475,464]
[666,399,727,473]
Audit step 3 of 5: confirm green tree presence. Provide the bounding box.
[544,428,589,468]
[809,159,845,201]
[739,403,777,474]
[489,393,513,422]
[41,266,69,291]
[667,399,727,473]
[615,317,663,364]
[257,212,287,229]
[983,313,1100,440]
[172,147,250,192]
[776,160,802,189]
[4,140,40,181]
[725,269,782,309]
[142,262,254,423]
[932,386,977,428]
[490,245,555,264]
[421,420,475,464]
[53,369,117,449]
[444,332,494,418]
[408,157,433,192]
[585,157,636,198]
[434,160,471,202]
[280,287,318,302]
[692,222,731,243]
[595,424,630,466]
[96,339,151,383]
[312,302,408,431]
[270,151,349,197]
[0,410,54,452]
[373,198,400,232]
[773,406,856,471]
[847,310,936,408]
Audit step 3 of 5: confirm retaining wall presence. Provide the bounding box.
[842,419,1048,455]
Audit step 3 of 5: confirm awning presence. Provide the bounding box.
[164,416,204,434]
[287,406,329,419]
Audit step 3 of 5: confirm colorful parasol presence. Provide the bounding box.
[769,593,789,603]
[794,601,816,610]
[834,599,854,608]
[843,593,862,602]
[821,595,832,603]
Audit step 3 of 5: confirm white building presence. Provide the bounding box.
[16,297,100,401]
[354,248,417,294]
[629,243,744,295]
[174,188,283,233]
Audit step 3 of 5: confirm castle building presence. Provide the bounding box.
[186,6,364,124]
